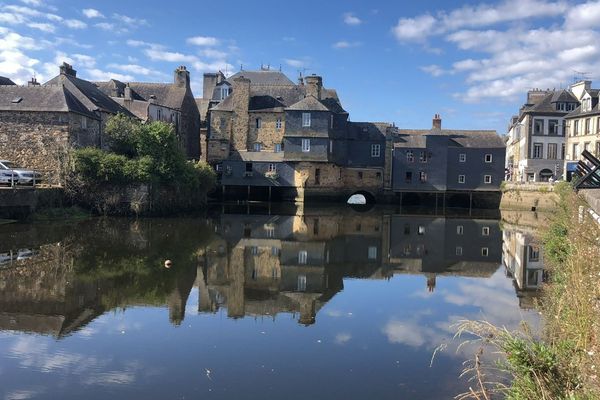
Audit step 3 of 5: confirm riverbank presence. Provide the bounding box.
[458,183,600,399]
[499,182,560,212]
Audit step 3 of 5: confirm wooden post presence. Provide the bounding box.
[469,193,473,216]
[268,186,272,202]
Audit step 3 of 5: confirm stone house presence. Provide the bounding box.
[505,88,577,182]
[95,66,201,159]
[0,63,132,185]
[202,68,394,202]
[393,115,505,198]
[564,80,600,179]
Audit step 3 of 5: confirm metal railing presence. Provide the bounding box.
[1,168,62,190]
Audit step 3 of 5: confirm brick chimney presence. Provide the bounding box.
[27,77,40,86]
[432,114,442,130]
[124,83,132,101]
[59,62,76,77]
[174,65,190,88]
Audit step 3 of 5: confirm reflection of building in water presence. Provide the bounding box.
[0,219,204,337]
[197,211,503,324]
[502,227,545,309]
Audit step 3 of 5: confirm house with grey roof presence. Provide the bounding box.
[393,115,505,199]
[0,63,133,185]
[505,88,578,182]
[0,76,16,85]
[95,66,201,159]
[202,68,393,202]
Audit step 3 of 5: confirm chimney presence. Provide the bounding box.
[149,94,156,104]
[27,77,39,86]
[59,62,77,77]
[305,74,322,99]
[174,65,190,88]
[432,114,442,130]
[203,72,219,99]
[124,83,132,100]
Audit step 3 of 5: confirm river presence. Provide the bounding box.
[0,206,543,400]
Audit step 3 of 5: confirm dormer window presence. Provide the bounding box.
[302,113,311,127]
[219,86,230,100]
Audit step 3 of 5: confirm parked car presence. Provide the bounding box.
[0,160,42,186]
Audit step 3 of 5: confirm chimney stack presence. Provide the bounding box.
[59,62,77,77]
[124,83,132,101]
[304,74,322,99]
[27,77,39,86]
[432,114,442,130]
[174,65,190,88]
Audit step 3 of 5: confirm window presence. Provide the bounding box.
[404,224,410,235]
[330,114,334,129]
[567,103,576,111]
[419,151,428,163]
[585,142,591,152]
[245,162,253,177]
[549,120,558,135]
[596,142,600,157]
[376,172,381,178]
[268,163,276,173]
[419,171,427,183]
[481,247,489,257]
[459,153,466,162]
[574,120,579,136]
[157,108,162,121]
[302,112,311,127]
[533,119,543,135]
[251,246,259,255]
[585,118,591,134]
[484,175,492,184]
[313,218,319,235]
[482,226,490,236]
[405,171,412,183]
[456,247,463,256]
[406,150,414,163]
[561,143,566,160]
[271,247,279,256]
[484,154,493,163]
[254,143,262,152]
[275,143,282,152]
[371,144,381,157]
[298,251,308,265]
[597,117,600,133]
[81,116,87,129]
[276,118,282,130]
[301,139,310,152]
[314,168,320,185]
[547,143,557,160]
[458,174,465,184]
[529,245,540,262]
[368,246,377,260]
[330,140,333,154]
[417,226,425,235]
[297,275,307,291]
[265,225,275,238]
[533,143,543,159]
[573,143,580,160]
[219,86,230,99]
[403,245,411,256]
[456,225,464,235]
[256,118,262,129]
[358,171,363,179]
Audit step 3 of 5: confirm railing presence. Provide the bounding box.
[0,168,62,190]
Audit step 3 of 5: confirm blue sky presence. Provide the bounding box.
[1,0,600,134]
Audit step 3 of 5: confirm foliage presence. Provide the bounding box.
[73,114,216,193]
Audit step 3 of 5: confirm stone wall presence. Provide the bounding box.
[0,111,100,186]
[248,111,285,151]
[231,77,251,151]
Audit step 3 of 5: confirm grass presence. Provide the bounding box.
[452,182,600,399]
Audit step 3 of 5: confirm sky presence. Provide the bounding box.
[2,0,600,134]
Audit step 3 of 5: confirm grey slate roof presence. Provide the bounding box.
[394,129,504,148]
[94,80,188,110]
[111,98,151,121]
[233,151,285,162]
[347,122,390,141]
[249,95,286,111]
[45,74,131,115]
[0,77,16,85]
[286,95,329,111]
[0,85,96,118]
[228,70,295,86]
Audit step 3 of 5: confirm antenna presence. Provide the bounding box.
[573,69,590,83]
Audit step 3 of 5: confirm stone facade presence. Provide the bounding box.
[0,111,100,185]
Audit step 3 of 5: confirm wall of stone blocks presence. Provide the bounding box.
[248,112,285,151]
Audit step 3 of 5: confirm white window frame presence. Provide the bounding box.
[254,143,262,152]
[301,139,310,152]
[302,112,311,127]
[482,226,490,236]
[256,117,262,129]
[456,246,463,256]
[406,150,414,163]
[297,275,307,291]
[459,153,466,162]
[268,163,276,173]
[371,144,381,157]
[275,118,282,130]
[484,175,492,184]
[484,154,493,163]
[275,143,283,153]
[298,250,308,265]
[368,246,377,260]
[456,225,464,235]
[481,247,489,257]
[81,116,87,129]
[458,174,465,184]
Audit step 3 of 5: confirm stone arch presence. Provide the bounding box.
[347,190,376,205]
[539,168,553,182]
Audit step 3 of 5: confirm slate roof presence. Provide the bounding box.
[45,74,131,115]
[233,151,285,162]
[347,122,391,141]
[249,95,286,111]
[0,77,16,85]
[286,95,329,111]
[0,85,96,118]
[394,129,504,148]
[112,98,151,121]
[94,80,188,110]
[519,89,578,117]
[228,70,295,86]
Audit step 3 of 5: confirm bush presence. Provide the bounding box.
[72,114,216,193]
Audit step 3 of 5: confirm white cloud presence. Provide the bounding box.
[284,58,307,68]
[332,40,361,49]
[112,13,148,26]
[63,19,87,29]
[334,333,352,345]
[200,48,227,59]
[187,36,219,46]
[392,14,436,42]
[20,0,42,5]
[420,64,446,77]
[95,22,115,31]
[81,68,134,82]
[343,12,362,26]
[0,12,28,25]
[82,8,104,19]
[144,48,196,63]
[106,63,164,77]
[0,32,44,50]
[27,22,55,33]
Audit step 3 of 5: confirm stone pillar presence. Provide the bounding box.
[231,76,251,151]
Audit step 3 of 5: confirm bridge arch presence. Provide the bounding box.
[347,190,376,205]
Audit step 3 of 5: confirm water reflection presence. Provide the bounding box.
[0,208,547,399]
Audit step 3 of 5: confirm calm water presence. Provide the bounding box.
[0,206,542,400]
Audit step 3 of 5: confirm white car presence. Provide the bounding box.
[0,160,42,186]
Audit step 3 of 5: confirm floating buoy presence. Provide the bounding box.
[164,259,172,268]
